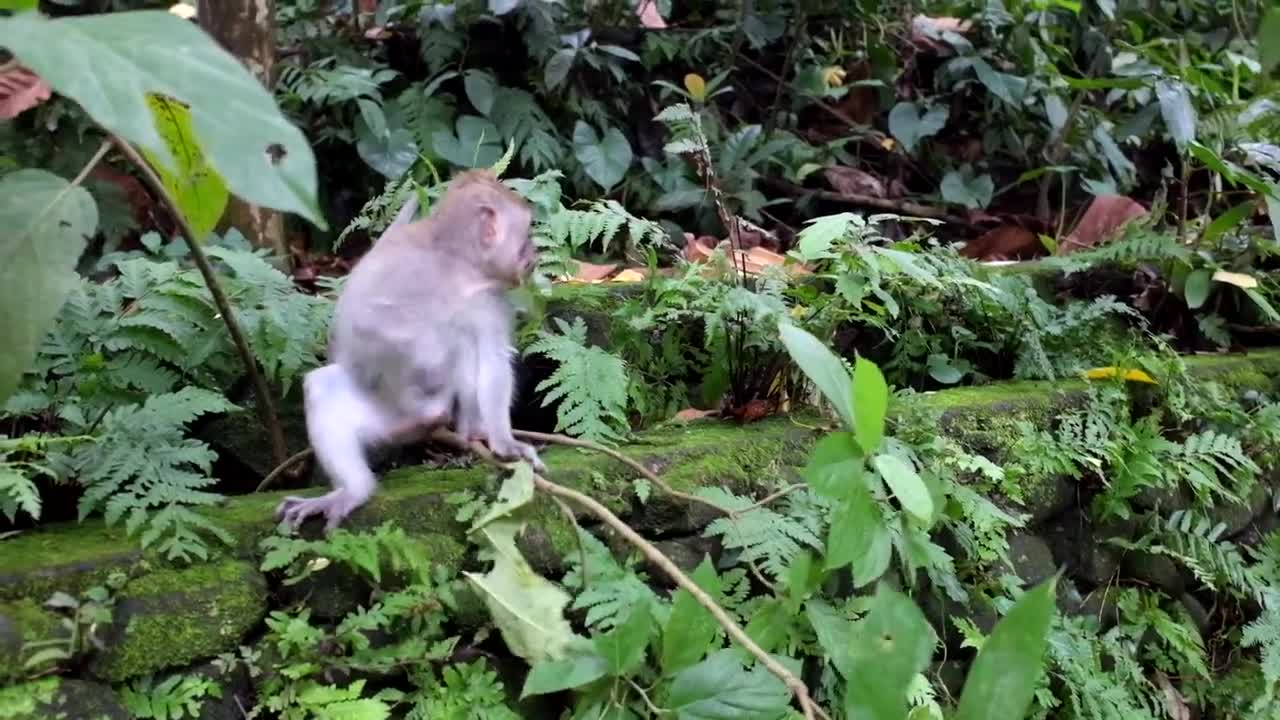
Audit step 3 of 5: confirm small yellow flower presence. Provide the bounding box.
[684,73,708,102]
[822,66,847,88]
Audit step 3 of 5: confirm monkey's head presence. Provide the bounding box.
[441,171,538,287]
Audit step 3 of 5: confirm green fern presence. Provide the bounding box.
[1113,510,1261,598]
[698,487,824,580]
[524,316,630,443]
[405,661,520,720]
[69,387,237,562]
[122,672,222,719]
[336,174,420,249]
[561,527,662,630]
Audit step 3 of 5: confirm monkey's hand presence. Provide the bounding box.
[488,437,546,472]
[276,490,367,533]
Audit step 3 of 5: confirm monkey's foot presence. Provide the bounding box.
[488,438,546,472]
[276,490,365,533]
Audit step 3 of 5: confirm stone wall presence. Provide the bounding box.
[2,349,1279,717]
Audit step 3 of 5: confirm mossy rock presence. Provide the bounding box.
[88,560,268,682]
[0,599,68,684]
[0,677,127,720]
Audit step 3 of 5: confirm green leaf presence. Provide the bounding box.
[572,121,633,191]
[140,94,229,241]
[825,483,892,586]
[873,453,933,524]
[743,598,793,654]
[1202,200,1255,246]
[0,11,324,228]
[954,577,1057,720]
[662,558,722,675]
[522,648,609,696]
[805,600,853,677]
[845,584,934,720]
[1044,94,1068,130]
[926,354,964,384]
[594,600,653,676]
[1184,269,1212,309]
[1156,79,1196,148]
[888,102,948,155]
[0,170,98,405]
[940,169,994,209]
[0,0,37,12]
[471,463,536,530]
[801,432,863,499]
[464,519,578,664]
[778,324,854,428]
[667,650,791,720]
[1261,9,1280,73]
[851,357,888,454]
[432,115,503,168]
[464,71,497,115]
[545,49,576,90]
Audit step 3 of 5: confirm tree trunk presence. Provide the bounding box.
[198,0,289,266]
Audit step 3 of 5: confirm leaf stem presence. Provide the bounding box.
[111,135,291,469]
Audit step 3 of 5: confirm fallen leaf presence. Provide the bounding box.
[673,408,717,422]
[572,260,619,282]
[0,66,52,120]
[1058,195,1148,254]
[1211,270,1259,289]
[613,268,648,282]
[1083,366,1157,384]
[824,166,887,198]
[635,0,667,28]
[959,224,1042,261]
[1155,673,1190,720]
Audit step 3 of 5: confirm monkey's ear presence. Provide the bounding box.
[479,206,499,247]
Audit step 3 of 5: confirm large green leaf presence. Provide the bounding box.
[432,115,503,168]
[0,11,323,228]
[845,584,934,720]
[0,170,98,405]
[662,557,722,675]
[522,645,609,697]
[825,483,892,586]
[1184,269,1212,309]
[595,600,654,676]
[778,323,854,428]
[572,121,633,191]
[800,432,863,499]
[667,650,791,720]
[954,577,1057,720]
[141,94,228,240]
[851,357,887,454]
[888,102,948,155]
[1261,9,1280,73]
[873,453,934,524]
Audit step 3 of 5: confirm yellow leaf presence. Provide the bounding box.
[822,66,847,87]
[140,94,229,240]
[1083,366,1157,384]
[613,268,647,283]
[1211,270,1259,289]
[684,73,708,103]
[880,137,896,151]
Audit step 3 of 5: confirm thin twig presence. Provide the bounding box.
[550,494,587,586]
[111,135,290,469]
[72,140,113,187]
[254,448,313,492]
[431,428,827,720]
[733,483,805,517]
[627,678,668,716]
[513,430,734,516]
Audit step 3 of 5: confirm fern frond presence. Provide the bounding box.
[525,317,630,443]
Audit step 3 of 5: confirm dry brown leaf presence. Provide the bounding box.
[572,260,619,282]
[0,66,52,120]
[959,224,1042,261]
[613,268,647,282]
[824,166,887,198]
[1059,195,1147,255]
[1155,672,1190,720]
[673,408,717,422]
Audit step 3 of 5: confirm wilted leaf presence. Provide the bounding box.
[470,464,536,530]
[464,519,578,664]
[141,94,228,240]
[0,11,324,227]
[0,170,99,405]
[954,577,1057,720]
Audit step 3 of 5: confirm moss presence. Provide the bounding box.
[1183,348,1280,394]
[0,522,142,604]
[0,599,66,683]
[0,678,126,720]
[0,677,58,718]
[88,560,267,682]
[897,380,1089,456]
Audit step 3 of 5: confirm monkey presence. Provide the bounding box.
[276,170,545,532]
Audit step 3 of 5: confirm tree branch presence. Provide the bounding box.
[111,135,290,469]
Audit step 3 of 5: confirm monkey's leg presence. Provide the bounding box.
[277,365,402,532]
[473,344,546,471]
